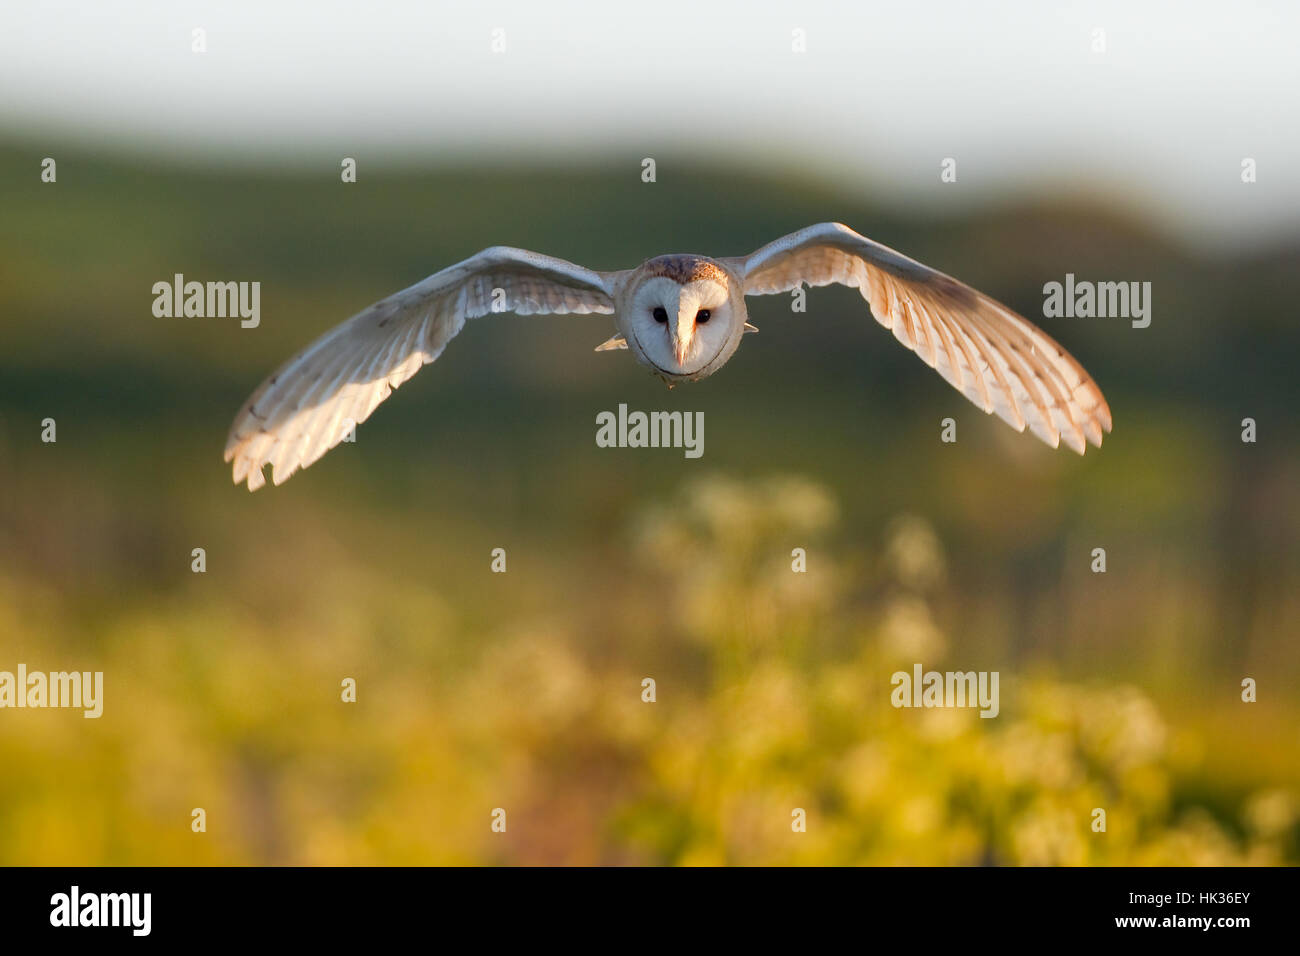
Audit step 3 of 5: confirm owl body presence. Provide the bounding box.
[224,223,1111,490]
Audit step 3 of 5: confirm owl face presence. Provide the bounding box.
[622,274,742,381]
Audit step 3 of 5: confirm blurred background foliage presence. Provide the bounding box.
[0,143,1296,864]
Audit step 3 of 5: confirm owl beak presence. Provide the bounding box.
[671,309,694,364]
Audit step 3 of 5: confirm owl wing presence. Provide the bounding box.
[225,246,616,490]
[732,222,1111,453]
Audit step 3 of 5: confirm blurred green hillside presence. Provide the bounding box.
[0,143,1296,864]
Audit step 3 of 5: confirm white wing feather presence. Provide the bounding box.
[225,246,615,490]
[733,222,1112,453]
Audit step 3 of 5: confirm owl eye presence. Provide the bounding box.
[652,306,668,323]
[696,309,711,323]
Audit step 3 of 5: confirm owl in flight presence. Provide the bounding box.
[226,222,1111,489]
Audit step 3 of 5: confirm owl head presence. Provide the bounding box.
[622,256,744,381]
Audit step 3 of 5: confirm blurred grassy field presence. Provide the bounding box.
[0,143,1296,864]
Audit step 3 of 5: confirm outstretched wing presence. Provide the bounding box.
[225,246,615,489]
[733,222,1111,453]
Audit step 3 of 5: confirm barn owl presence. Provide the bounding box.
[225,222,1111,489]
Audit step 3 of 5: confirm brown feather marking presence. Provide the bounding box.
[642,255,729,286]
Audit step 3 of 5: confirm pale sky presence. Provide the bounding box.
[3,0,1297,248]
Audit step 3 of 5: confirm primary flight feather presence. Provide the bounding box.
[225,223,1111,490]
